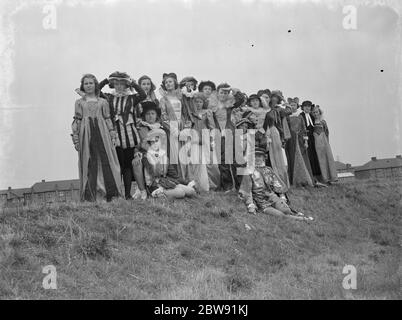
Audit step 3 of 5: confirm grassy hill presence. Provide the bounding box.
[0,179,400,299]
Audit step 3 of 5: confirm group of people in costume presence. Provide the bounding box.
[71,71,338,221]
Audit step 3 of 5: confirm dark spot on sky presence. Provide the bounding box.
[288,30,291,33]
[380,69,384,72]
[251,44,254,47]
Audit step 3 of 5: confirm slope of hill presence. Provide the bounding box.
[0,179,400,299]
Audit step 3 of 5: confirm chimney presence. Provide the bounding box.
[8,186,11,190]
[396,155,402,159]
[371,157,377,161]
[41,179,45,183]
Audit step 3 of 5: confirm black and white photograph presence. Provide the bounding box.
[0,0,400,304]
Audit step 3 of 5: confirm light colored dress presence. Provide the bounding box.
[313,119,338,183]
[72,97,123,201]
[263,109,290,189]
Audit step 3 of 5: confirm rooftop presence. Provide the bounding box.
[354,155,402,172]
[30,179,80,193]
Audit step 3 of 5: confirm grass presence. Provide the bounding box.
[0,179,400,299]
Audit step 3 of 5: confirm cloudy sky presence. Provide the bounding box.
[0,0,401,189]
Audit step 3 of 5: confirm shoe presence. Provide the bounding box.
[140,190,147,200]
[315,182,328,188]
[132,189,142,200]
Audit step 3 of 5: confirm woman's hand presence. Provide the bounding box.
[132,152,142,166]
[304,141,308,149]
[112,137,120,147]
[74,143,80,151]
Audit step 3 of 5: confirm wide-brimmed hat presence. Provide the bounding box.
[198,80,216,92]
[257,89,271,98]
[179,76,198,89]
[301,100,313,108]
[270,90,284,102]
[141,101,161,119]
[108,71,132,88]
[247,94,262,106]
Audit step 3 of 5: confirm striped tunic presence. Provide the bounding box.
[99,80,146,150]
[111,94,141,149]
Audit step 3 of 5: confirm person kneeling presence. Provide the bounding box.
[143,132,196,199]
[239,147,313,221]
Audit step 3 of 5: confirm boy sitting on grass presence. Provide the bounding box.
[143,130,196,199]
[239,147,314,221]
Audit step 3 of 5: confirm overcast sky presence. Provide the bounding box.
[0,0,401,189]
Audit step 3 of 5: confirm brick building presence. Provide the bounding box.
[334,161,355,182]
[354,155,402,180]
[0,187,32,207]
[0,179,80,207]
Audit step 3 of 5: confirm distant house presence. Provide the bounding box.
[0,187,32,207]
[354,155,402,180]
[25,179,80,204]
[335,161,354,173]
[0,179,80,207]
[334,161,355,182]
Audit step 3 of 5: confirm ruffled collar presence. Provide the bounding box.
[290,109,302,117]
[181,87,197,98]
[139,121,161,130]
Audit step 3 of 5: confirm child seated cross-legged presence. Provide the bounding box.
[239,147,314,221]
[143,130,196,199]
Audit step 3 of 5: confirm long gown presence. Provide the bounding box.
[286,115,314,186]
[313,120,338,183]
[263,109,290,189]
[72,97,123,201]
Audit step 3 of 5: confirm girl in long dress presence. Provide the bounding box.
[158,73,194,183]
[198,80,221,190]
[262,94,290,189]
[311,106,338,184]
[286,98,314,187]
[71,74,123,202]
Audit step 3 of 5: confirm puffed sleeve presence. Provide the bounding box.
[71,100,82,145]
[101,99,118,141]
[323,120,329,139]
